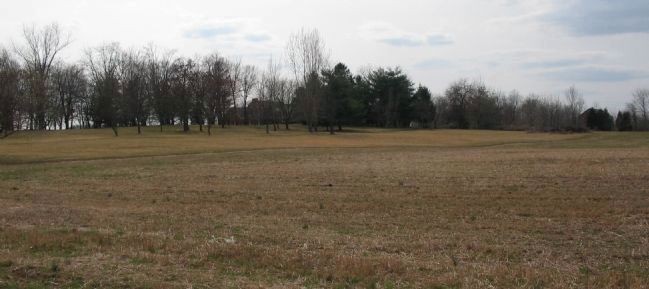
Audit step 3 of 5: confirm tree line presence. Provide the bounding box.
[1,23,648,138]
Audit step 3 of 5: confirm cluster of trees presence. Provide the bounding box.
[0,24,287,137]
[436,81,590,131]
[617,89,649,131]
[1,24,648,138]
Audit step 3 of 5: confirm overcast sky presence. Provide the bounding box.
[1,0,647,110]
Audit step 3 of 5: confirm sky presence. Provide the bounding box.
[1,0,648,110]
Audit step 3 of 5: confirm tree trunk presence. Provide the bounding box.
[232,100,238,126]
[183,119,190,132]
[243,104,248,125]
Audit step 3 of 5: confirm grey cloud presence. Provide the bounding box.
[547,0,649,36]
[183,19,274,45]
[520,59,586,69]
[244,33,271,42]
[184,24,239,39]
[413,58,452,69]
[543,67,648,82]
[359,22,453,48]
[379,34,452,47]
[485,49,607,71]
[380,37,424,47]
[426,34,453,46]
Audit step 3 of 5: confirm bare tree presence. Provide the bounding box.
[565,85,585,128]
[119,49,149,134]
[502,90,521,129]
[240,65,257,125]
[631,89,649,130]
[0,48,21,137]
[256,74,270,133]
[278,80,297,130]
[76,83,93,129]
[286,28,329,132]
[433,96,449,129]
[189,57,207,132]
[445,79,471,129]
[258,58,283,133]
[51,63,86,130]
[203,53,230,135]
[14,23,70,130]
[85,43,122,136]
[227,58,242,126]
[169,58,196,132]
[268,58,284,131]
[142,44,177,131]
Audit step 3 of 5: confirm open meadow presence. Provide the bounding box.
[0,127,648,289]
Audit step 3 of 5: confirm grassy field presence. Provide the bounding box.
[0,126,648,288]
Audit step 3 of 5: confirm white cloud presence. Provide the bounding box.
[182,18,273,43]
[179,17,280,64]
[358,22,453,47]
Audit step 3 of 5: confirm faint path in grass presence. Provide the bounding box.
[1,128,646,166]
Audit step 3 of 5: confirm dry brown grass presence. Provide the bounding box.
[0,126,583,164]
[0,126,648,288]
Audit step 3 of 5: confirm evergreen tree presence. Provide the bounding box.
[411,85,435,128]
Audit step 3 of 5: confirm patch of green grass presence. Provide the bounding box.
[0,167,50,181]
[129,257,152,265]
[0,260,13,278]
[27,229,112,258]
[0,278,87,289]
[431,283,461,289]
[1,282,21,289]
[66,164,99,177]
[523,132,649,149]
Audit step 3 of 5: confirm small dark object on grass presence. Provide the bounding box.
[50,262,60,273]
